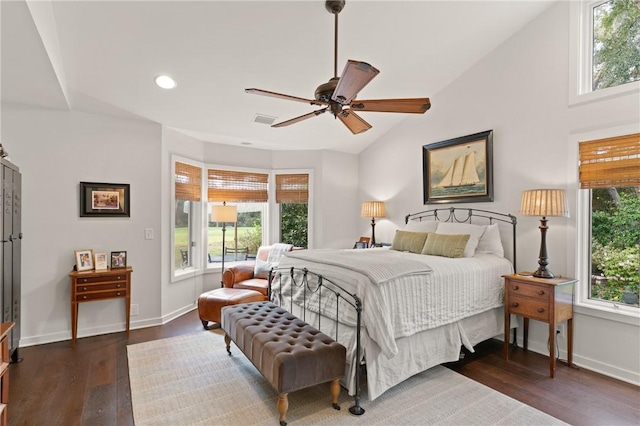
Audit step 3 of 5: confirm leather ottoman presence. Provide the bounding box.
[197,287,265,330]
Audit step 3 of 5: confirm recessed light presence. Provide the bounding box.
[155,75,177,89]
[241,141,253,146]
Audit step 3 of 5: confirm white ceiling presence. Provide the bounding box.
[2,0,555,154]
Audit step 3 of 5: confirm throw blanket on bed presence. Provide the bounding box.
[285,249,433,285]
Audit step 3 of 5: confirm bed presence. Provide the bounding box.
[269,207,517,414]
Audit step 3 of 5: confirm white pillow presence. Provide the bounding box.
[254,258,273,279]
[476,223,505,257]
[404,220,439,233]
[435,222,486,258]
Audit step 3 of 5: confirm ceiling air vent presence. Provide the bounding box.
[253,114,276,125]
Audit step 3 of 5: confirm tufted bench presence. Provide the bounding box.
[222,301,347,426]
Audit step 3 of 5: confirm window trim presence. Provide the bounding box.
[171,156,205,282]
[572,124,640,321]
[569,0,640,106]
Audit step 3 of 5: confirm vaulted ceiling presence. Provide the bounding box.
[2,0,555,154]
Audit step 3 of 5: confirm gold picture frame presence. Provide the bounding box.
[74,249,95,271]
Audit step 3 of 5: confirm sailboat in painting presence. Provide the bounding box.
[435,151,480,188]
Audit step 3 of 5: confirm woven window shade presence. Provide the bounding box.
[579,133,640,189]
[276,174,309,203]
[207,169,268,202]
[174,162,201,201]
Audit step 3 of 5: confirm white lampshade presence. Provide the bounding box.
[361,201,386,219]
[520,189,569,218]
[211,204,237,223]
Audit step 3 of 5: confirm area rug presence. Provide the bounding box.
[127,332,566,425]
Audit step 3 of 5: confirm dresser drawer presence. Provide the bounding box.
[75,282,126,293]
[507,295,550,321]
[75,274,128,284]
[75,290,127,302]
[507,281,550,301]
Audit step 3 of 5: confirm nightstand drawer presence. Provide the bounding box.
[507,281,550,301]
[507,295,550,321]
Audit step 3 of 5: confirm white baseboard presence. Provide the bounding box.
[523,336,640,386]
[18,304,197,348]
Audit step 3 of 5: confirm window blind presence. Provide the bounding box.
[207,169,269,202]
[276,173,309,203]
[174,162,201,201]
[579,133,640,189]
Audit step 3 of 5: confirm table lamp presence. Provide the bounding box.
[361,201,386,246]
[520,189,569,278]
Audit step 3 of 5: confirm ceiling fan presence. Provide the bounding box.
[245,0,431,135]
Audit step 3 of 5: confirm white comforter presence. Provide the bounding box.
[278,249,513,359]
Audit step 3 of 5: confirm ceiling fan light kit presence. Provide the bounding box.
[246,0,431,135]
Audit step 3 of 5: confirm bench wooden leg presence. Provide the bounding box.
[277,393,288,426]
[224,334,232,355]
[330,379,341,410]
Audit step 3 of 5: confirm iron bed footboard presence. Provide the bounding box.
[269,266,365,416]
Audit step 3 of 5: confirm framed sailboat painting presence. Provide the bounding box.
[423,130,493,204]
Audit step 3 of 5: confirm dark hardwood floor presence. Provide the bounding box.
[8,309,640,425]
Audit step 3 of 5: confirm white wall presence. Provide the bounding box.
[359,2,640,384]
[3,105,162,345]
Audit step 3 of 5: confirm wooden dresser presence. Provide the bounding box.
[0,322,15,426]
[69,267,132,347]
[503,273,576,377]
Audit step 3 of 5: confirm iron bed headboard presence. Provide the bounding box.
[404,207,518,271]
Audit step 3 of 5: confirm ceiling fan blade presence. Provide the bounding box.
[331,60,380,105]
[350,98,432,114]
[337,109,372,134]
[245,88,326,106]
[272,107,328,128]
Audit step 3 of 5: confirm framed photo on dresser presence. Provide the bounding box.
[110,251,127,269]
[74,249,94,272]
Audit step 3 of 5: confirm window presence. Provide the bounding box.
[276,173,309,248]
[591,0,640,91]
[571,0,640,104]
[172,159,313,278]
[579,133,640,308]
[174,161,201,270]
[207,169,269,262]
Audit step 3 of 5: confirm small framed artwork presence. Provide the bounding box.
[111,251,127,269]
[74,249,95,272]
[80,182,130,217]
[422,130,494,204]
[353,241,368,249]
[94,252,108,270]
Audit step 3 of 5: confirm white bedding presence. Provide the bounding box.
[273,248,514,400]
[280,249,513,358]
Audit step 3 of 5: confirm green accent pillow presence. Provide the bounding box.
[421,233,471,258]
[390,230,430,254]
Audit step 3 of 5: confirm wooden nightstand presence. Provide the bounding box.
[503,273,576,378]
